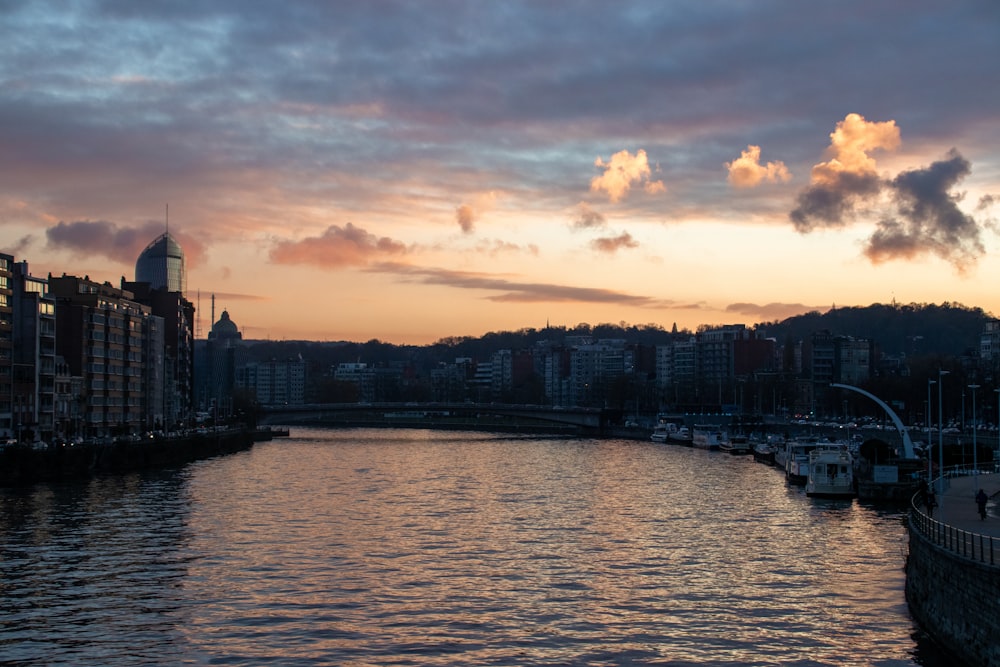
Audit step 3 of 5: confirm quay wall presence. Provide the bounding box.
[0,430,255,486]
[906,515,1000,666]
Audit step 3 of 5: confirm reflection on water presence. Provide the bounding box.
[1,428,953,665]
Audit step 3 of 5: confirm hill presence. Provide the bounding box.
[758,302,992,358]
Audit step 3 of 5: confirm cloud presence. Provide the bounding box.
[790,113,900,230]
[788,115,988,269]
[590,149,665,202]
[370,262,671,306]
[643,180,667,195]
[726,302,828,321]
[725,145,791,188]
[204,291,268,302]
[1,234,35,256]
[474,239,540,257]
[864,149,983,270]
[571,202,607,230]
[456,205,476,233]
[454,192,499,234]
[269,223,408,268]
[44,219,206,268]
[591,232,639,254]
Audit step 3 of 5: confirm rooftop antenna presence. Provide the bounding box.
[165,203,169,235]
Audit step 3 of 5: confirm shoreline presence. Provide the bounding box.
[0,429,259,486]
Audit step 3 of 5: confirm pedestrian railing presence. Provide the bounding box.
[909,506,998,566]
[909,465,999,567]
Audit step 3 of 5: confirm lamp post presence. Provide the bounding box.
[927,379,936,481]
[969,384,980,481]
[938,370,949,498]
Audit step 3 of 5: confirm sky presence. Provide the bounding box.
[1,1,998,345]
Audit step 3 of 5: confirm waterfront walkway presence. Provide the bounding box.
[932,471,1000,538]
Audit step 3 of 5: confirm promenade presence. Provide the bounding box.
[932,471,1000,538]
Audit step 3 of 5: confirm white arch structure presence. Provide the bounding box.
[830,383,917,460]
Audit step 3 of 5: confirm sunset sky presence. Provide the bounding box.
[1,2,998,344]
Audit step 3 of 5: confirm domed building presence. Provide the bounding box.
[195,306,246,418]
[209,310,242,342]
[135,232,185,294]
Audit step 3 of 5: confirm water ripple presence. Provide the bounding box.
[0,428,951,665]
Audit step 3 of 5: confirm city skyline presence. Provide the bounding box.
[1,2,998,345]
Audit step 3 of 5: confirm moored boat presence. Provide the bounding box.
[752,441,775,465]
[720,434,752,455]
[783,439,821,485]
[805,444,855,498]
[668,425,692,445]
[692,425,726,451]
[650,422,674,443]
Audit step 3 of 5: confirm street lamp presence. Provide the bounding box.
[927,379,936,481]
[969,384,980,481]
[938,370,949,499]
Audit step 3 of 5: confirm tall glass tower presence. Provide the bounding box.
[135,232,185,294]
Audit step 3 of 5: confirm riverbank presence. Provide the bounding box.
[906,473,1000,666]
[0,429,257,486]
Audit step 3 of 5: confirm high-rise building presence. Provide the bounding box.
[0,253,14,440]
[11,262,57,442]
[49,275,152,437]
[135,232,186,293]
[125,231,196,429]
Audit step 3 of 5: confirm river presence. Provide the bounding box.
[0,427,956,665]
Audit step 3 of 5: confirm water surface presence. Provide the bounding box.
[1,428,952,665]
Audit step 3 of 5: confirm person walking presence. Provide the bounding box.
[975,488,988,520]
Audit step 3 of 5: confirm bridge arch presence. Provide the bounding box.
[830,383,917,460]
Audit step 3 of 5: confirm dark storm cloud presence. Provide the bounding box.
[865,150,983,268]
[789,171,883,231]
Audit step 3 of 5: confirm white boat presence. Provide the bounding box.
[783,439,821,485]
[805,445,855,498]
[668,426,692,445]
[650,422,674,443]
[692,425,726,450]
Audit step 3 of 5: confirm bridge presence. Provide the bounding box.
[259,402,609,433]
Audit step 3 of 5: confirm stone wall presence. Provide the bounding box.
[906,516,1000,666]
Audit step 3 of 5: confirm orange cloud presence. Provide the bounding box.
[725,145,791,188]
[456,204,476,233]
[269,223,407,268]
[812,112,900,185]
[454,191,500,234]
[590,149,665,202]
[790,113,900,231]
